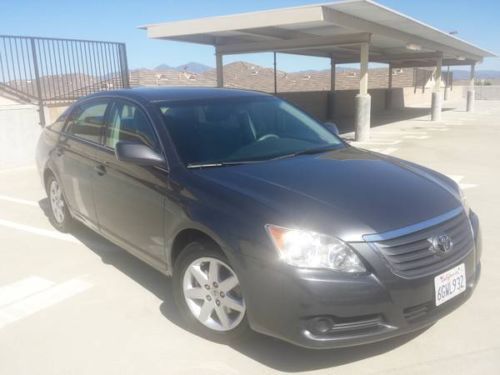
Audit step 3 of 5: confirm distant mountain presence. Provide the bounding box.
[153,62,213,73]
[176,62,212,73]
[154,64,174,70]
[452,70,500,80]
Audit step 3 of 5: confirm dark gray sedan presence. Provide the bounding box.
[36,87,481,349]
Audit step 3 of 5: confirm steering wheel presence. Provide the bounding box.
[257,134,279,142]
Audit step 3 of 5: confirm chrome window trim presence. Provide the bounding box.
[363,206,464,242]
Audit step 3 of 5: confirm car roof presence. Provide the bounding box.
[88,86,273,103]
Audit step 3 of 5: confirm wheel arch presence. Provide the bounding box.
[168,224,237,274]
[43,167,56,193]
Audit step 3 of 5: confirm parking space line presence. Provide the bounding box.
[402,135,430,140]
[446,175,478,190]
[0,276,55,307]
[380,147,398,155]
[0,195,39,207]
[424,127,449,131]
[0,165,36,174]
[371,131,427,135]
[367,147,399,155]
[0,219,78,243]
[351,140,401,146]
[0,278,92,329]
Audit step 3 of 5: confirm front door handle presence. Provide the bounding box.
[94,164,106,176]
[55,146,64,157]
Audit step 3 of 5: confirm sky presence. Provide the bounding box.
[1,0,499,72]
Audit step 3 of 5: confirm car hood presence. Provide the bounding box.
[191,147,461,242]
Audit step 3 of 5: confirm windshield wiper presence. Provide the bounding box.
[273,145,342,160]
[186,160,260,169]
[187,146,342,168]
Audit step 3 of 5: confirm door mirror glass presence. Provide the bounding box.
[324,121,339,135]
[115,142,165,166]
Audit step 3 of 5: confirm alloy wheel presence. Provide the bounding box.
[182,257,246,332]
[49,179,65,224]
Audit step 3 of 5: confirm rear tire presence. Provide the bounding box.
[46,174,73,233]
[173,240,251,343]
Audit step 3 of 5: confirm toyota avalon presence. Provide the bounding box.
[36,87,481,349]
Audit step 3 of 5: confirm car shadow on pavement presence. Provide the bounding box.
[228,329,426,373]
[39,198,429,372]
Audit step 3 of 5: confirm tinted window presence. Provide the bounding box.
[48,107,71,132]
[159,96,343,165]
[105,101,158,151]
[66,101,108,143]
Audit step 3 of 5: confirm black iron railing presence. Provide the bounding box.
[0,35,129,125]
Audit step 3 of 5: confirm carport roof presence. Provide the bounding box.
[139,0,495,67]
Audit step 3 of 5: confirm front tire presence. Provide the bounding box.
[173,241,251,343]
[46,174,73,233]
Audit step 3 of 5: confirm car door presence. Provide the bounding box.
[92,99,168,266]
[56,99,110,229]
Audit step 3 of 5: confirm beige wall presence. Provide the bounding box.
[0,103,40,168]
[0,95,23,106]
[45,104,70,124]
[279,86,468,121]
[278,91,330,120]
[333,89,387,117]
[0,102,69,169]
[280,89,393,120]
[397,86,465,107]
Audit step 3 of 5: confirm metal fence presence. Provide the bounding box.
[0,35,129,125]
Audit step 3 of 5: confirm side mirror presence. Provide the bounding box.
[115,142,165,166]
[324,121,339,135]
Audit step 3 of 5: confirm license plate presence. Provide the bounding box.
[434,264,466,306]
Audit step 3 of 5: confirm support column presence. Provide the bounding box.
[273,52,277,94]
[385,63,393,110]
[355,43,371,141]
[215,53,224,88]
[328,56,336,120]
[431,55,442,121]
[467,63,476,112]
[444,65,450,101]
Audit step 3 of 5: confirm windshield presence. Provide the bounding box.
[158,96,344,166]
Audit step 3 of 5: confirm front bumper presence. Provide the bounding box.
[239,211,482,349]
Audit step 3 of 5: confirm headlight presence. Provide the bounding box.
[265,225,366,273]
[459,187,470,215]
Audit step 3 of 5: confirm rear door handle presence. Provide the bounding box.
[94,164,106,176]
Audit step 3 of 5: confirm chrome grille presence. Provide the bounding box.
[369,211,474,278]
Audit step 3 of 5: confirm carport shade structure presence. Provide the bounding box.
[139,0,495,141]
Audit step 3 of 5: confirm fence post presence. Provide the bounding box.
[30,38,46,127]
[118,43,130,88]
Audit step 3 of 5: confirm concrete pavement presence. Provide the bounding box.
[0,100,499,374]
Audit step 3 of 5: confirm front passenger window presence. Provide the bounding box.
[105,102,158,151]
[66,101,108,143]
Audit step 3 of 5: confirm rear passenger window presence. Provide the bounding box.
[105,102,158,151]
[66,101,108,143]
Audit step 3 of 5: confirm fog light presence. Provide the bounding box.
[309,317,334,335]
